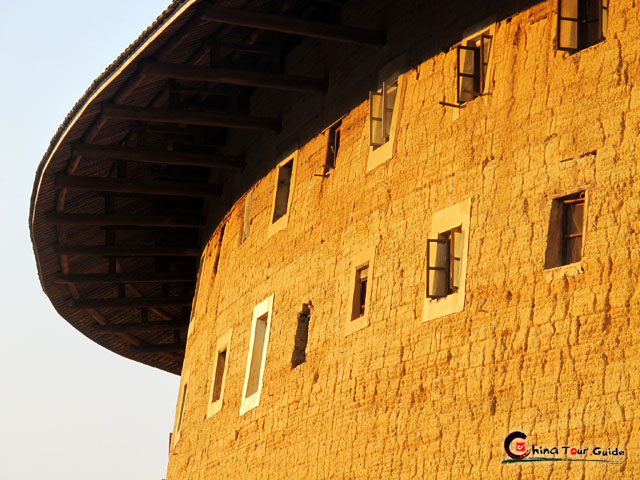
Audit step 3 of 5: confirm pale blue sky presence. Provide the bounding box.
[0,2,181,479]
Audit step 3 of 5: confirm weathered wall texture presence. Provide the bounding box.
[167,1,640,478]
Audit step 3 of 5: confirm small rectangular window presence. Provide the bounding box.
[272,160,293,223]
[325,120,342,169]
[240,295,273,415]
[457,33,492,104]
[545,191,585,268]
[241,191,252,244]
[291,307,310,369]
[176,383,188,433]
[352,264,369,320]
[369,79,398,148]
[557,0,608,52]
[427,226,462,299]
[207,329,232,417]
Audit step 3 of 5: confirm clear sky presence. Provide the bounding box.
[0,2,181,479]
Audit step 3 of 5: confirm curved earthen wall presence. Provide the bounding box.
[168,1,640,478]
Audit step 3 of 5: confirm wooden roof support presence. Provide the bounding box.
[131,343,186,353]
[201,6,386,45]
[102,104,281,132]
[74,144,245,170]
[142,60,327,93]
[53,245,200,257]
[97,320,188,333]
[45,214,206,227]
[56,175,221,198]
[69,297,193,309]
[55,272,195,284]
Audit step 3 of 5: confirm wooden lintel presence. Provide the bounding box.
[74,144,245,170]
[202,6,386,45]
[131,343,186,353]
[69,297,193,309]
[53,245,200,257]
[97,320,188,333]
[56,175,221,198]
[142,60,327,93]
[55,272,195,284]
[45,214,206,227]
[102,103,280,132]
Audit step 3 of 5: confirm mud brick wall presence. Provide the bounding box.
[167,1,640,478]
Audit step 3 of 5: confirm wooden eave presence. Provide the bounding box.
[29,0,385,375]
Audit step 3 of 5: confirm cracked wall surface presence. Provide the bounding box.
[167,1,640,478]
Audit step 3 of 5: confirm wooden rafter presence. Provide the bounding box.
[131,343,186,353]
[53,245,200,257]
[97,320,188,333]
[45,214,206,227]
[142,60,327,93]
[56,175,221,198]
[74,144,245,169]
[201,6,386,45]
[55,272,195,284]
[102,104,281,132]
[69,297,193,309]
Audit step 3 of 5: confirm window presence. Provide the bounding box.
[545,191,586,268]
[557,0,608,53]
[241,191,252,244]
[325,120,341,169]
[268,153,297,238]
[457,33,492,104]
[240,295,273,415]
[367,55,405,172]
[172,369,190,447]
[345,247,375,335]
[369,80,398,148]
[426,226,463,298]
[423,199,471,322]
[207,329,232,418]
[291,304,310,369]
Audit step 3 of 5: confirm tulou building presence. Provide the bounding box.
[30,0,640,478]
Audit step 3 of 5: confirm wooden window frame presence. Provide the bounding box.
[267,151,297,238]
[171,368,190,447]
[561,192,585,265]
[456,33,492,104]
[345,247,375,336]
[426,226,462,299]
[557,0,608,53]
[325,120,342,169]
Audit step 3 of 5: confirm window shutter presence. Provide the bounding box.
[426,238,448,298]
[557,0,579,51]
[383,80,398,142]
[369,88,385,147]
[450,227,463,291]
[599,0,608,40]
[457,45,478,103]
[480,34,493,93]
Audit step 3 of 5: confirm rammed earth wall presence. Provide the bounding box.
[167,0,640,478]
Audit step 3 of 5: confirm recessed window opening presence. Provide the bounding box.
[246,313,268,398]
[272,159,293,223]
[211,349,227,403]
[325,120,342,169]
[427,226,463,299]
[176,383,188,433]
[370,80,398,149]
[557,0,608,52]
[545,191,585,268]
[291,306,310,369]
[241,192,252,244]
[457,33,492,104]
[352,263,369,320]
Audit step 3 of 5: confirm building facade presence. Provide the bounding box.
[31,0,639,478]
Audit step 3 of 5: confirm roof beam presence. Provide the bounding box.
[142,60,327,93]
[69,297,193,309]
[56,175,221,198]
[201,6,386,45]
[97,320,189,333]
[53,245,200,257]
[45,214,206,227]
[55,272,195,284]
[102,104,280,132]
[131,343,186,353]
[74,144,245,170]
